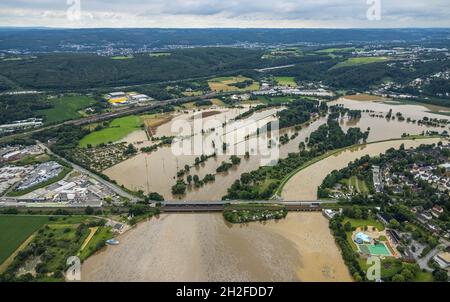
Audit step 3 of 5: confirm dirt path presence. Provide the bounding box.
[80,227,98,251]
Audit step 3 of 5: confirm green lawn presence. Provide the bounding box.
[0,216,49,265]
[38,95,96,124]
[343,217,385,231]
[79,115,143,147]
[332,57,390,69]
[348,176,369,193]
[274,76,298,87]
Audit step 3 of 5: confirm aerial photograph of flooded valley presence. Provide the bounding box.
[0,1,450,296]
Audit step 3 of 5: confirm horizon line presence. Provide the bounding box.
[1,26,450,30]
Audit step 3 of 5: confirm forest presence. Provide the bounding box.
[0,48,267,91]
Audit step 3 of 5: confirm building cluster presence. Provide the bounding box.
[18,174,120,207]
[106,91,154,106]
[0,166,34,195]
[0,118,43,134]
[0,145,43,163]
[253,81,334,97]
[374,147,449,235]
[15,161,63,191]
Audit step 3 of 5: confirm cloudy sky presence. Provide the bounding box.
[0,0,449,28]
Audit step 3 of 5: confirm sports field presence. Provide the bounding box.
[0,216,49,265]
[359,243,391,256]
[79,115,143,147]
[38,95,96,124]
[332,57,389,69]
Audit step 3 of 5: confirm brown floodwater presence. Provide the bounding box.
[105,98,448,201]
[81,212,352,282]
[282,137,443,201]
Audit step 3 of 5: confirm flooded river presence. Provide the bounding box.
[82,212,352,282]
[84,97,448,282]
[105,97,448,200]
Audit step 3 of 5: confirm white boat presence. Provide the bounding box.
[106,239,120,245]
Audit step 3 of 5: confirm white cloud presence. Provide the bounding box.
[0,0,449,28]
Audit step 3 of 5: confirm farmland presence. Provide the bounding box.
[332,57,390,69]
[0,216,49,267]
[208,76,259,92]
[38,95,97,124]
[0,215,110,281]
[111,55,134,60]
[274,76,298,87]
[79,115,143,147]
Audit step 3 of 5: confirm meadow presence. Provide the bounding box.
[79,115,143,147]
[274,76,298,87]
[208,76,259,92]
[38,95,96,124]
[0,216,49,266]
[332,57,389,69]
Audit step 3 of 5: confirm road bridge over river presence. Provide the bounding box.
[161,200,337,213]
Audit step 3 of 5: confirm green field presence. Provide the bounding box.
[149,52,171,57]
[79,115,143,147]
[344,176,369,193]
[79,227,113,261]
[208,76,260,92]
[317,47,355,54]
[343,218,385,231]
[38,95,96,124]
[0,216,49,265]
[111,55,134,60]
[274,76,298,87]
[332,57,390,69]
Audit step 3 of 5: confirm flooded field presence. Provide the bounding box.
[105,106,325,200]
[105,97,448,200]
[82,212,352,282]
[282,137,443,201]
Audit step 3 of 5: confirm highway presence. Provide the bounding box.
[0,91,223,143]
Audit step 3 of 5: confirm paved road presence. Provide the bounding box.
[37,142,140,203]
[163,200,336,205]
[417,245,443,272]
[256,64,296,72]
